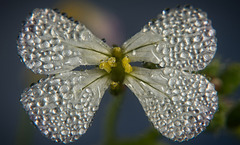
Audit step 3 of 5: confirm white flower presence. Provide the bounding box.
[17,6,218,143]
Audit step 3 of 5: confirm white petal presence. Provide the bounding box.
[122,6,217,71]
[124,67,218,141]
[17,8,111,74]
[20,69,110,143]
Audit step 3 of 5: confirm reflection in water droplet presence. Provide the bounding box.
[132,50,136,55]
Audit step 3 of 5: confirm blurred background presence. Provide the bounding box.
[1,0,240,145]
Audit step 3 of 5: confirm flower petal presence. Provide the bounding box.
[122,6,217,71]
[20,69,110,143]
[18,8,111,74]
[124,67,218,141]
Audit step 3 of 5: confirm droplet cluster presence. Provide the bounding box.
[137,68,217,141]
[20,71,103,143]
[143,6,217,71]
[17,9,94,74]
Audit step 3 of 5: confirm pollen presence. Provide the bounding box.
[122,56,133,73]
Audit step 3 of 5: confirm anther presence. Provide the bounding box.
[108,57,117,67]
[99,60,112,73]
[122,56,133,73]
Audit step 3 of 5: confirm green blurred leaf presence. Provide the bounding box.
[15,109,35,145]
[207,99,228,132]
[199,59,221,77]
[104,94,124,145]
[219,63,240,95]
[114,129,164,145]
[227,102,240,129]
[226,101,240,138]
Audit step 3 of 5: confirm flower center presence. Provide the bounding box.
[99,47,132,94]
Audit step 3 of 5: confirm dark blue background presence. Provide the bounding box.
[1,0,239,145]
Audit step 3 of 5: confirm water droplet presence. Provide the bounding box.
[62,49,72,56]
[185,101,191,105]
[142,26,149,32]
[79,128,86,135]
[193,35,201,42]
[61,129,68,136]
[162,47,169,54]
[43,63,53,69]
[163,56,170,63]
[82,93,88,98]
[163,68,172,75]
[34,37,41,43]
[172,96,179,101]
[132,50,136,55]
[42,41,50,48]
[207,29,215,37]
[60,85,69,93]
[180,52,189,59]
[156,43,167,53]
[159,62,165,67]
[203,54,211,61]
[40,56,51,62]
[65,57,81,65]
[209,46,216,51]
[168,78,176,87]
[172,89,180,94]
[81,31,91,40]
[174,120,181,126]
[174,46,180,52]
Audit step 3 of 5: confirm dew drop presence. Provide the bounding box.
[156,43,167,53]
[60,85,70,93]
[180,52,189,59]
[163,68,172,75]
[168,78,176,87]
[42,41,50,48]
[207,29,215,37]
[43,63,53,69]
[162,47,169,54]
[203,54,211,61]
[34,37,41,43]
[62,49,72,56]
[132,50,136,55]
[61,129,68,136]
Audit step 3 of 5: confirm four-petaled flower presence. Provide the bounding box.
[17,6,218,143]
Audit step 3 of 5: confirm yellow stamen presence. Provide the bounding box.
[108,57,117,67]
[99,61,112,73]
[110,81,119,89]
[124,63,133,73]
[122,56,133,73]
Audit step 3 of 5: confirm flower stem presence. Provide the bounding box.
[103,94,124,145]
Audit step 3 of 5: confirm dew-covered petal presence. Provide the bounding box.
[20,69,110,143]
[124,67,218,141]
[122,6,217,71]
[18,8,111,74]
